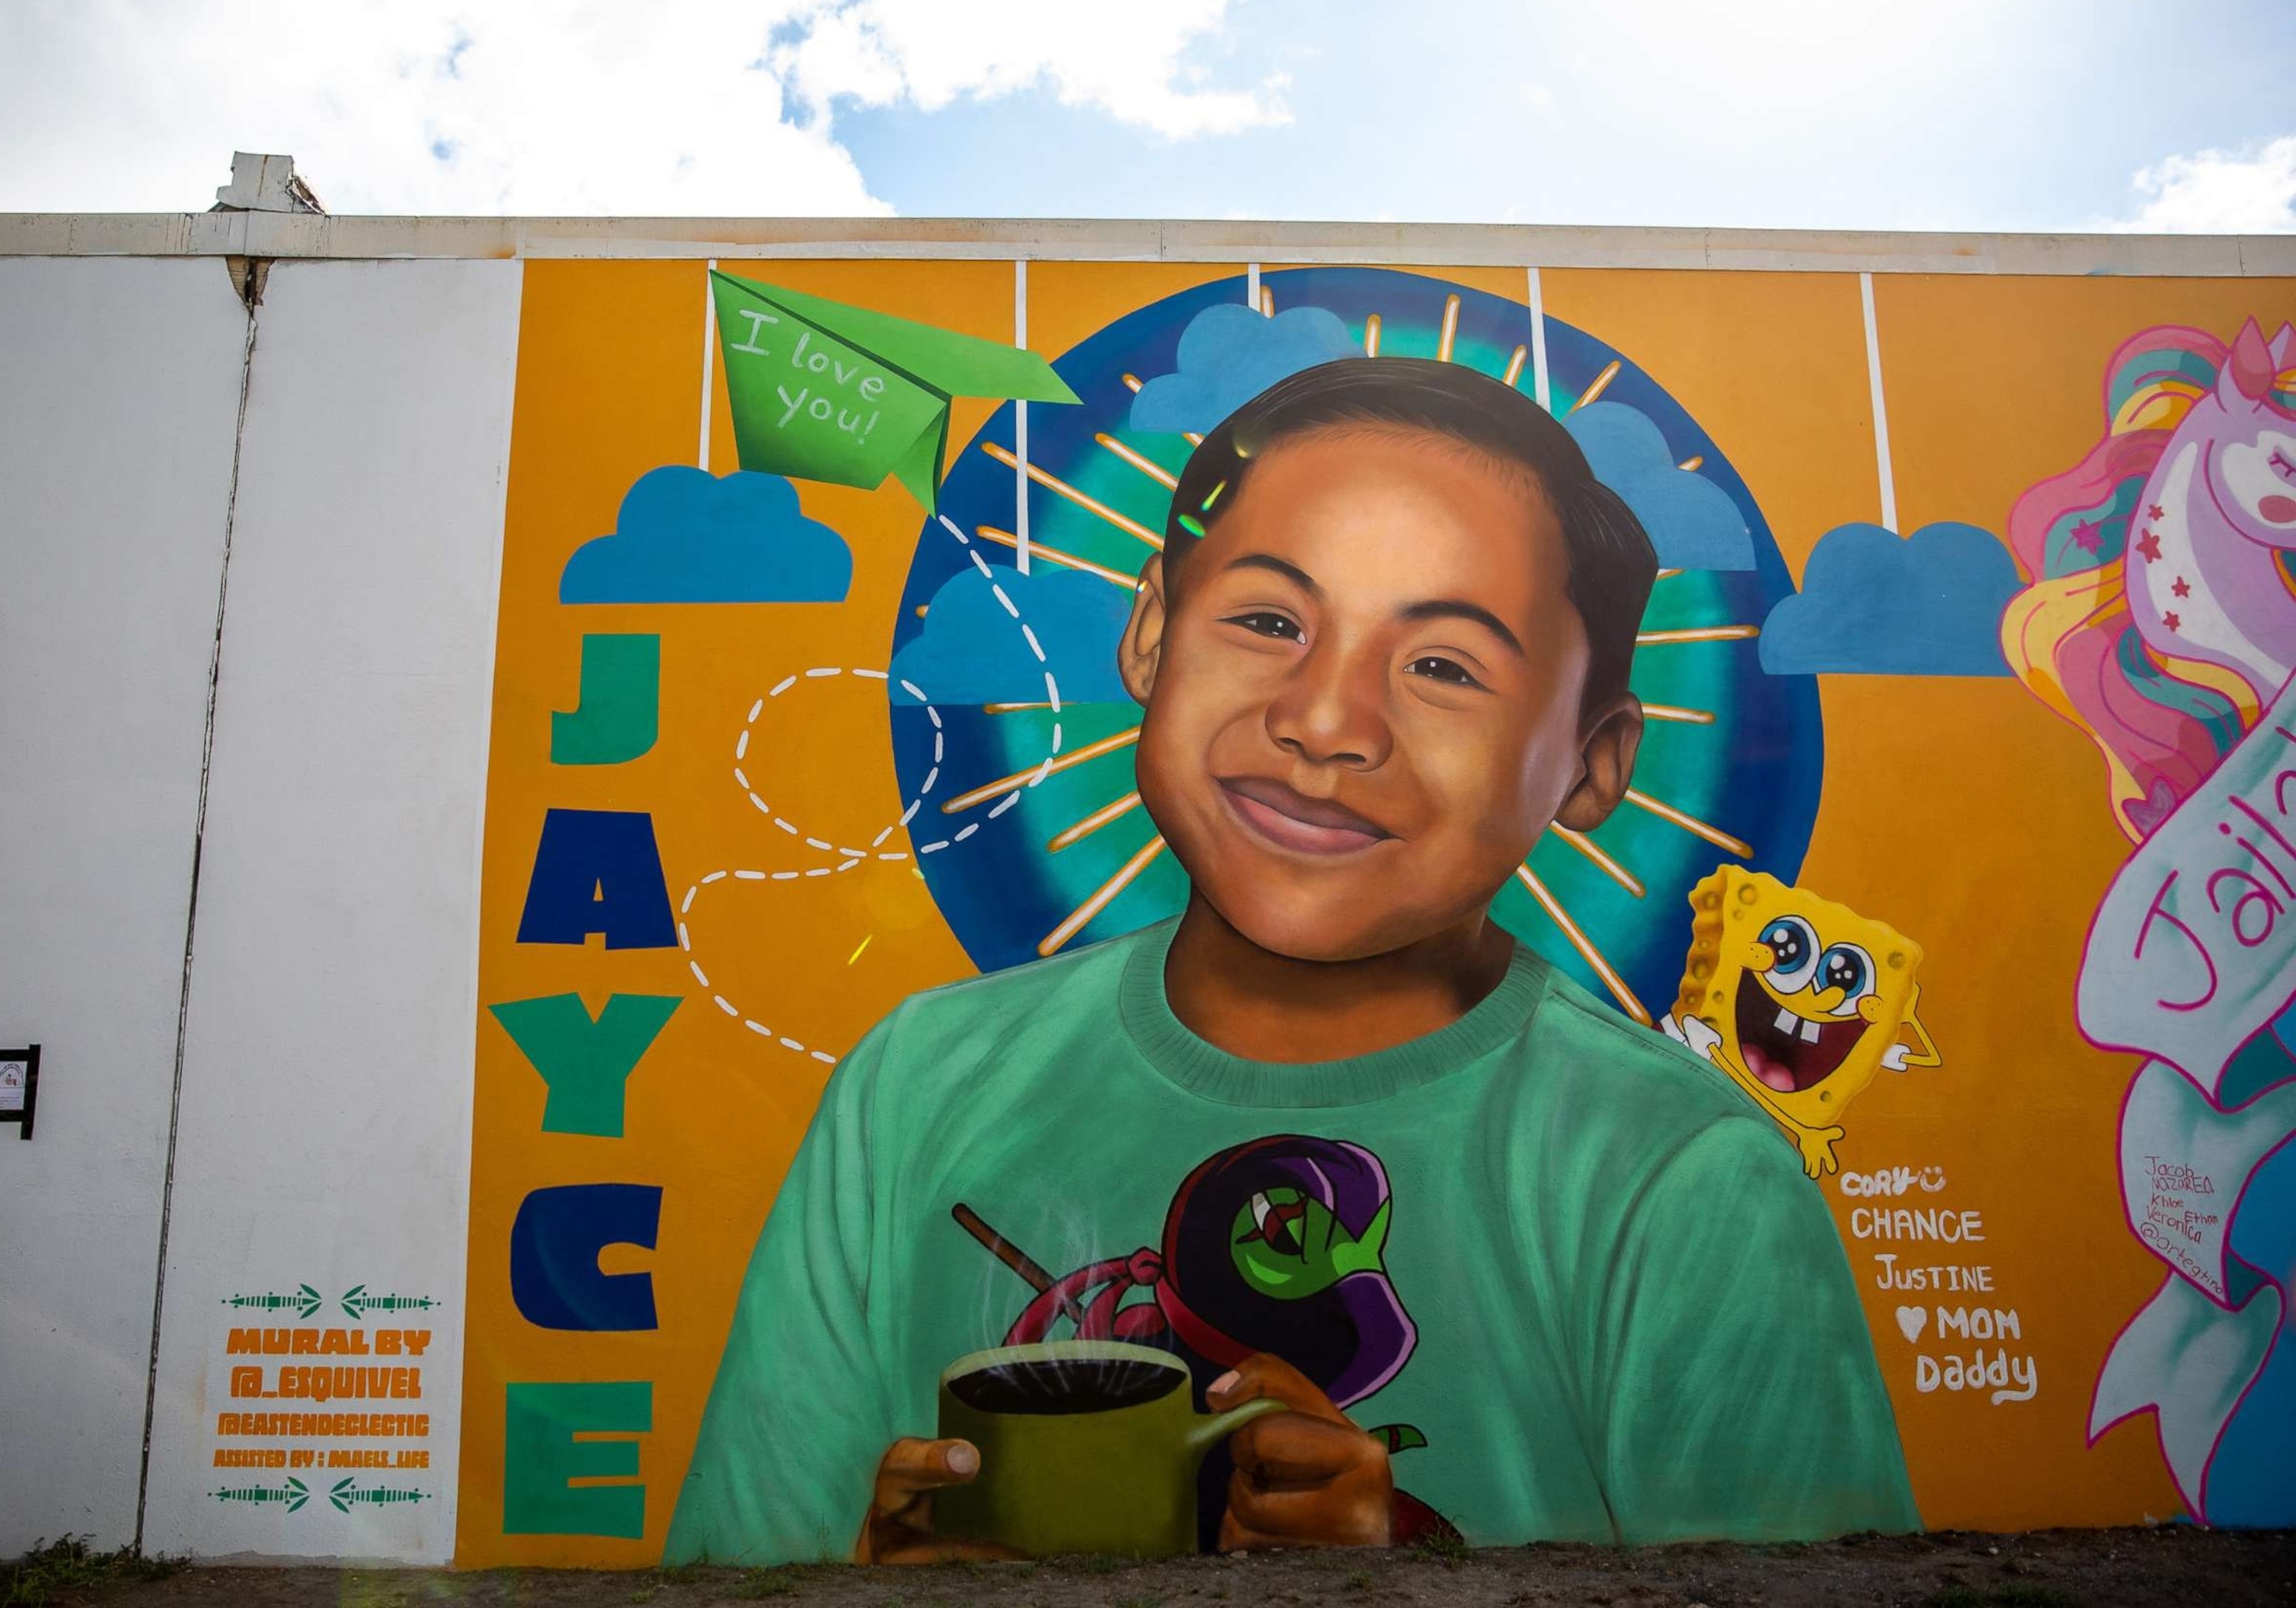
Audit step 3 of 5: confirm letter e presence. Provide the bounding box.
[502,1381,650,1539]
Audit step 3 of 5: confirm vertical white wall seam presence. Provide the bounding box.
[1860,270,1899,533]
[1527,267,1551,412]
[699,259,718,471]
[1013,259,1029,575]
[436,261,526,1559]
[131,286,259,1555]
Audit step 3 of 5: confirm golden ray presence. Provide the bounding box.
[1364,314,1383,357]
[974,525,1141,590]
[1567,360,1621,414]
[1654,568,1682,581]
[1502,344,1528,387]
[1548,824,1644,898]
[942,726,1142,814]
[1678,454,1704,471]
[985,702,1055,714]
[915,604,930,618]
[1623,788,1752,859]
[981,441,1164,550]
[1123,373,1201,445]
[1096,433,1179,489]
[1049,790,1144,853]
[846,935,873,966]
[1260,285,1275,317]
[1041,835,1167,957]
[1513,864,1650,1023]
[1641,702,1716,725]
[1636,625,1759,646]
[1436,294,1462,362]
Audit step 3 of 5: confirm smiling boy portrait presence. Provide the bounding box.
[666,357,1916,1565]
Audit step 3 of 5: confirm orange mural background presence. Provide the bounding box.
[459,258,2293,1564]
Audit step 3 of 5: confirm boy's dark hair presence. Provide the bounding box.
[1161,356,1658,713]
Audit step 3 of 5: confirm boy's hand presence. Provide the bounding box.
[1210,1355,1393,1550]
[855,1438,1022,1565]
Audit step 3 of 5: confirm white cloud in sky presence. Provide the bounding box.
[0,0,1275,214]
[2111,134,2296,233]
[772,0,1289,140]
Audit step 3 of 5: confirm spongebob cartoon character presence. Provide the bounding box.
[1661,868,1939,1178]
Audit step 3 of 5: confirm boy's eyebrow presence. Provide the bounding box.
[1222,553,1321,594]
[1397,599,1527,656]
[1219,554,1527,656]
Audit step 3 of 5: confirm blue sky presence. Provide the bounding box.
[3,1,2292,230]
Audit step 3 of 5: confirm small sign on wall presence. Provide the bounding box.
[1,1045,40,1139]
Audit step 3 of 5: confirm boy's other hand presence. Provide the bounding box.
[1210,1355,1394,1550]
[856,1437,1022,1565]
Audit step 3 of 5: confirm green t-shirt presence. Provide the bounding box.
[667,919,1917,1562]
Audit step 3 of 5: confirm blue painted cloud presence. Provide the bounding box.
[559,467,851,604]
[1130,304,1358,435]
[890,565,1135,705]
[1564,402,1753,572]
[1759,522,2019,676]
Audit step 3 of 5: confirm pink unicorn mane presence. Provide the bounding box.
[2001,325,2253,841]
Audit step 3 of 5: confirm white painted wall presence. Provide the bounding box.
[0,259,253,1553]
[138,259,522,1562]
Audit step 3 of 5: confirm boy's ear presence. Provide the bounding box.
[1117,554,1167,707]
[1552,694,1644,833]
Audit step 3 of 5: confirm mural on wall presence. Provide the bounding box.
[2000,316,2296,1529]
[455,257,2295,1570]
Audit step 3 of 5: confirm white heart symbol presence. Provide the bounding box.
[1895,1305,1927,1342]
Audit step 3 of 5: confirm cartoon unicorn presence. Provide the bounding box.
[2003,317,2296,838]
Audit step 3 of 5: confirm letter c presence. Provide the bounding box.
[509,1184,662,1332]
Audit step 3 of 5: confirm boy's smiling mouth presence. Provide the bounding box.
[1217,776,1396,857]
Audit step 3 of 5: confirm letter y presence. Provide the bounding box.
[488,994,682,1138]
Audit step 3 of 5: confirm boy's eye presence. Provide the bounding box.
[1223,611,1305,643]
[1404,655,1484,689]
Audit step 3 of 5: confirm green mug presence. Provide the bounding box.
[932,1339,1286,1556]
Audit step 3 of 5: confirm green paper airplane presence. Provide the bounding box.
[711,272,1079,513]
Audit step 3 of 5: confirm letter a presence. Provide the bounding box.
[551,634,660,766]
[516,810,675,949]
[487,993,682,1138]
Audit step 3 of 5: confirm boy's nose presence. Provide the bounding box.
[1264,645,1392,770]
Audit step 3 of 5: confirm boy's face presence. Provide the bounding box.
[1120,428,1643,965]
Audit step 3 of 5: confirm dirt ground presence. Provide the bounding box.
[14,1528,2294,1608]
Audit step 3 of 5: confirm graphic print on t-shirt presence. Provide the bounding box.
[951,1133,1457,1543]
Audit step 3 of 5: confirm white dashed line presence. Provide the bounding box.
[683,509,1077,1070]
